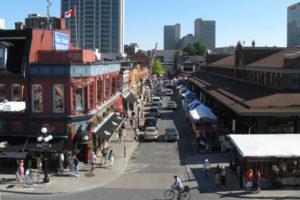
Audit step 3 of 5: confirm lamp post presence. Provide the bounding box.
[137,104,140,129]
[37,127,53,183]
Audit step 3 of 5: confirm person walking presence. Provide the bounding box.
[58,152,64,174]
[108,150,115,170]
[256,170,262,193]
[203,159,210,180]
[245,169,253,193]
[15,159,20,182]
[135,126,140,142]
[19,160,25,181]
[101,146,109,166]
[36,154,42,172]
[73,155,79,177]
[89,151,97,173]
[118,128,123,143]
[220,166,226,188]
[214,164,221,186]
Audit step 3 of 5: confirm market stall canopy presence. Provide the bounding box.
[187,99,202,110]
[189,104,217,120]
[229,134,300,158]
[182,90,197,99]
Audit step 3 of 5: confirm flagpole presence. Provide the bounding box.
[75,5,78,48]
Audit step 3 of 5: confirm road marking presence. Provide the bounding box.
[125,163,150,174]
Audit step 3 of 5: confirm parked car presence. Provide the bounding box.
[144,117,158,128]
[152,101,162,108]
[152,96,161,104]
[167,101,177,109]
[165,126,179,141]
[165,89,173,96]
[148,106,161,118]
[144,127,158,141]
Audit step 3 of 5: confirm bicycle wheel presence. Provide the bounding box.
[181,191,191,200]
[164,190,175,199]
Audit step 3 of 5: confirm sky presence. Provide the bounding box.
[0,0,298,50]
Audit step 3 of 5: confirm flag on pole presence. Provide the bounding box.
[61,8,76,19]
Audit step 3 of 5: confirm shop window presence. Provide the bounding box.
[97,79,103,104]
[32,84,43,112]
[265,121,295,133]
[90,82,94,110]
[0,84,6,102]
[112,77,116,95]
[11,84,22,101]
[73,87,85,112]
[53,84,64,113]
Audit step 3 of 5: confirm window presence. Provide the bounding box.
[90,82,94,110]
[0,84,6,102]
[73,88,85,112]
[53,84,64,113]
[11,84,22,101]
[104,77,110,99]
[32,84,43,112]
[97,79,103,104]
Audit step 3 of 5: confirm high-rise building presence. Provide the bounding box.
[287,2,300,47]
[0,18,4,30]
[61,0,124,54]
[164,24,180,50]
[194,18,216,51]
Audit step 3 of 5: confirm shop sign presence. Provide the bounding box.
[0,152,27,159]
[53,32,69,50]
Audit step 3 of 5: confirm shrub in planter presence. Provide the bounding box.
[88,145,94,151]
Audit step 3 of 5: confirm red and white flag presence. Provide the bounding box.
[61,8,76,19]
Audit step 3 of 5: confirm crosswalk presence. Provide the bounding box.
[124,163,150,174]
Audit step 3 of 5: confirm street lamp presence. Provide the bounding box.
[37,127,53,183]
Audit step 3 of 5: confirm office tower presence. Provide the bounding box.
[164,24,180,50]
[287,2,300,47]
[61,0,124,54]
[0,18,4,30]
[194,18,216,51]
[177,34,196,49]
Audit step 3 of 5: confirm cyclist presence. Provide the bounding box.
[173,175,183,198]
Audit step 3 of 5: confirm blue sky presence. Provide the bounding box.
[0,0,298,50]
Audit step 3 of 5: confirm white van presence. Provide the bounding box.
[152,96,161,104]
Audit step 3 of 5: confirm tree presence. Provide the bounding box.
[194,41,206,56]
[183,41,206,56]
[183,43,196,55]
[151,60,164,74]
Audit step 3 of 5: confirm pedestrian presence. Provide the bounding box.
[121,121,126,129]
[131,111,135,119]
[36,154,42,172]
[220,166,226,188]
[89,151,97,173]
[58,152,64,174]
[15,159,20,182]
[26,152,33,169]
[73,155,79,177]
[135,126,140,142]
[118,128,123,143]
[19,160,25,180]
[101,146,109,166]
[108,150,115,170]
[245,169,253,193]
[215,164,221,186]
[256,170,261,193]
[67,152,72,172]
[203,159,210,180]
[130,118,133,127]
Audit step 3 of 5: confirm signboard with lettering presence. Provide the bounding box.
[53,32,69,50]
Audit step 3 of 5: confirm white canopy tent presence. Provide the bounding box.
[229,134,300,158]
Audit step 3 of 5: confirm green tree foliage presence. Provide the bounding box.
[183,41,206,56]
[151,60,164,74]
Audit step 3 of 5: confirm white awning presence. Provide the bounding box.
[228,134,300,158]
[0,101,25,112]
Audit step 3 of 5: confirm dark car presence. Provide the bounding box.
[144,117,158,128]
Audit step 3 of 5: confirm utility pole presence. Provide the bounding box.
[47,0,52,28]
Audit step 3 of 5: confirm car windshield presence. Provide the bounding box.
[150,108,158,112]
[168,101,175,105]
[145,128,156,132]
[145,118,156,126]
[166,128,177,134]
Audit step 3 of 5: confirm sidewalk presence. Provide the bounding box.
[0,121,140,195]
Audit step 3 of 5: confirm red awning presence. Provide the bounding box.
[113,97,123,113]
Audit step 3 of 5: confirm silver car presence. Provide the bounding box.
[165,127,179,141]
[144,127,158,141]
[167,101,177,109]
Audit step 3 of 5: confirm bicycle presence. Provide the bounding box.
[164,185,191,200]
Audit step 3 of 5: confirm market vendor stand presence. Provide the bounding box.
[228,134,300,188]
